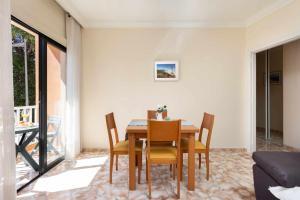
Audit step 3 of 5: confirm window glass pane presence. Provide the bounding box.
[46,43,66,164]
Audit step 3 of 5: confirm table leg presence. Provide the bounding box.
[16,133,26,157]
[188,134,195,190]
[128,133,136,190]
[17,130,40,171]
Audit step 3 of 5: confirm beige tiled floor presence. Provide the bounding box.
[18,150,256,200]
[16,150,64,190]
[256,130,299,152]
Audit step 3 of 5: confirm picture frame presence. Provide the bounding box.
[270,71,282,85]
[263,71,282,85]
[154,61,179,81]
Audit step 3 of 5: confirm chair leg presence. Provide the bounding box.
[180,152,183,181]
[137,152,142,184]
[206,152,209,180]
[172,164,175,180]
[147,159,151,198]
[177,159,181,199]
[116,155,118,171]
[136,153,140,166]
[198,153,201,169]
[109,153,114,184]
[146,157,148,182]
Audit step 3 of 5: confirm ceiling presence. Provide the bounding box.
[56,0,293,28]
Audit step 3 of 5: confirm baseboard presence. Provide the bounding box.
[282,145,300,152]
[256,127,283,135]
[81,147,248,153]
[210,148,247,152]
[82,148,107,152]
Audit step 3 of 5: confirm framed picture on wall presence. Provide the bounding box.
[154,61,179,81]
[263,71,282,85]
[270,71,282,85]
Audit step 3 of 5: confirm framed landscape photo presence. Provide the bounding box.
[154,61,179,81]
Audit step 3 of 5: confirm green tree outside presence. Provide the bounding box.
[12,24,36,107]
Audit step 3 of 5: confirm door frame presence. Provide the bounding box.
[39,33,66,173]
[12,16,66,192]
[250,34,300,152]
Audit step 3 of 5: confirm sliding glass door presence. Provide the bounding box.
[256,47,284,149]
[12,17,66,191]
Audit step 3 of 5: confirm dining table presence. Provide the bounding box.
[126,119,199,191]
[15,125,40,171]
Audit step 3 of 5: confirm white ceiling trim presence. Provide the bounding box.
[56,0,294,29]
[85,21,245,29]
[245,0,294,27]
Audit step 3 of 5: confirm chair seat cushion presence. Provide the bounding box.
[148,146,177,162]
[252,151,300,187]
[113,140,143,152]
[181,139,206,151]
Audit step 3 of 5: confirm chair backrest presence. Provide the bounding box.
[147,110,168,119]
[105,112,119,150]
[47,116,61,135]
[198,112,215,150]
[147,120,181,162]
[147,119,181,142]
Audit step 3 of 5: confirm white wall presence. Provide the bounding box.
[79,0,300,150]
[283,39,300,149]
[81,28,245,149]
[244,0,300,151]
[11,0,66,45]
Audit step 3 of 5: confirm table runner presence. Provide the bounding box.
[128,120,193,126]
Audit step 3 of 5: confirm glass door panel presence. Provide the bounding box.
[268,47,283,145]
[256,51,267,143]
[46,43,66,164]
[12,21,40,190]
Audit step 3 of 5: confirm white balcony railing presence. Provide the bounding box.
[14,105,38,125]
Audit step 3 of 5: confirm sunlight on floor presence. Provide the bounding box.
[74,156,108,168]
[33,167,100,192]
[17,192,37,199]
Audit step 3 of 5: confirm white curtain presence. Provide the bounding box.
[0,0,16,199]
[65,15,81,160]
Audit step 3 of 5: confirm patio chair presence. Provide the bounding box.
[46,116,62,154]
[31,116,62,156]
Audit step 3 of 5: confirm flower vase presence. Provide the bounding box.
[156,112,163,120]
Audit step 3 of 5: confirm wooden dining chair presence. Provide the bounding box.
[105,112,143,184]
[180,112,214,181]
[147,110,172,147]
[147,110,174,174]
[146,119,181,198]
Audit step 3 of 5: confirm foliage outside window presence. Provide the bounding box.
[11,24,36,106]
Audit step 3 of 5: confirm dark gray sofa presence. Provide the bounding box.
[252,151,300,200]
